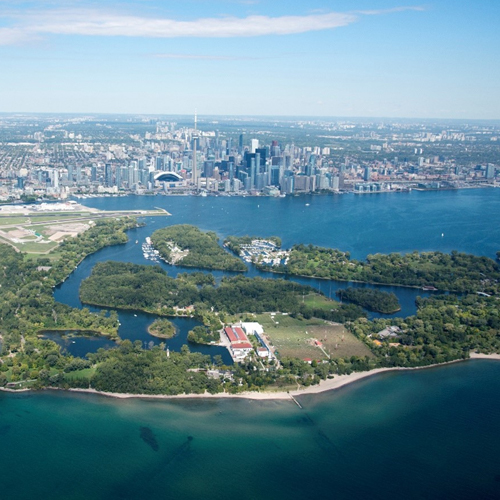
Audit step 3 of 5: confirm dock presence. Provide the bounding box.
[289,394,303,409]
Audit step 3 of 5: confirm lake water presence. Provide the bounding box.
[1,360,500,500]
[54,188,500,357]
[3,188,500,499]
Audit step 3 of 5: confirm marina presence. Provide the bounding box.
[142,237,160,263]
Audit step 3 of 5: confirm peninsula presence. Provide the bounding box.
[225,237,500,295]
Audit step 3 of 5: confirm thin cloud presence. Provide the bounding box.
[36,11,357,37]
[151,53,260,60]
[0,6,423,45]
[355,6,426,15]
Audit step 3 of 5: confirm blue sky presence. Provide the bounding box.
[0,0,499,118]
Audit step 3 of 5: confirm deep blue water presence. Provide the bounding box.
[80,189,500,260]
[1,360,500,500]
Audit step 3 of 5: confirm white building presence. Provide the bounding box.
[241,322,264,336]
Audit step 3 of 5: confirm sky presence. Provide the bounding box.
[0,0,499,119]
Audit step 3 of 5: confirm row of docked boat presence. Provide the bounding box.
[142,237,160,263]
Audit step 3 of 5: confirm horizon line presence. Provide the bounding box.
[1,111,499,123]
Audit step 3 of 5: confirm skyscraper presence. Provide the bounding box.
[238,134,244,154]
[105,163,112,187]
[486,164,495,179]
[364,167,371,181]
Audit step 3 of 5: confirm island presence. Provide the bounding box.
[0,220,499,398]
[79,261,363,322]
[148,319,177,339]
[150,224,247,272]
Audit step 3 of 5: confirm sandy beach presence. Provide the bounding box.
[61,354,500,402]
[3,354,499,402]
[469,353,500,360]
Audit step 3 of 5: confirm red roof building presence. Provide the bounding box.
[233,327,249,343]
[224,327,238,343]
[224,326,249,344]
[231,342,253,349]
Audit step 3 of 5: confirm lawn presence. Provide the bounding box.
[244,312,374,361]
[302,293,340,311]
[64,367,96,382]
[0,216,32,225]
[13,240,59,253]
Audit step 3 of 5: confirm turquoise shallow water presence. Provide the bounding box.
[2,360,500,500]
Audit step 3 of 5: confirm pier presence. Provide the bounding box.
[289,394,303,409]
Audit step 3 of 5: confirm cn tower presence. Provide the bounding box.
[192,111,198,189]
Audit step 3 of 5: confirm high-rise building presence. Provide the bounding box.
[486,164,495,179]
[105,163,113,187]
[128,164,135,187]
[52,169,59,189]
[228,162,234,188]
[156,156,164,171]
[270,166,280,186]
[250,158,256,189]
[282,175,294,195]
[115,166,121,188]
[203,160,215,178]
[251,139,259,154]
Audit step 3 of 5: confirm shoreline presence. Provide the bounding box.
[261,267,448,292]
[3,354,499,402]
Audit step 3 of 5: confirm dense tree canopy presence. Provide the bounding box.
[0,218,137,385]
[151,225,247,272]
[336,288,401,314]
[79,261,365,323]
[280,245,500,294]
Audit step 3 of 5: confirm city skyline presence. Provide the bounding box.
[1,0,499,119]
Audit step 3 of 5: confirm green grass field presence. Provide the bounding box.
[246,312,374,361]
[302,293,340,311]
[14,241,59,253]
[64,367,96,382]
[0,216,32,225]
